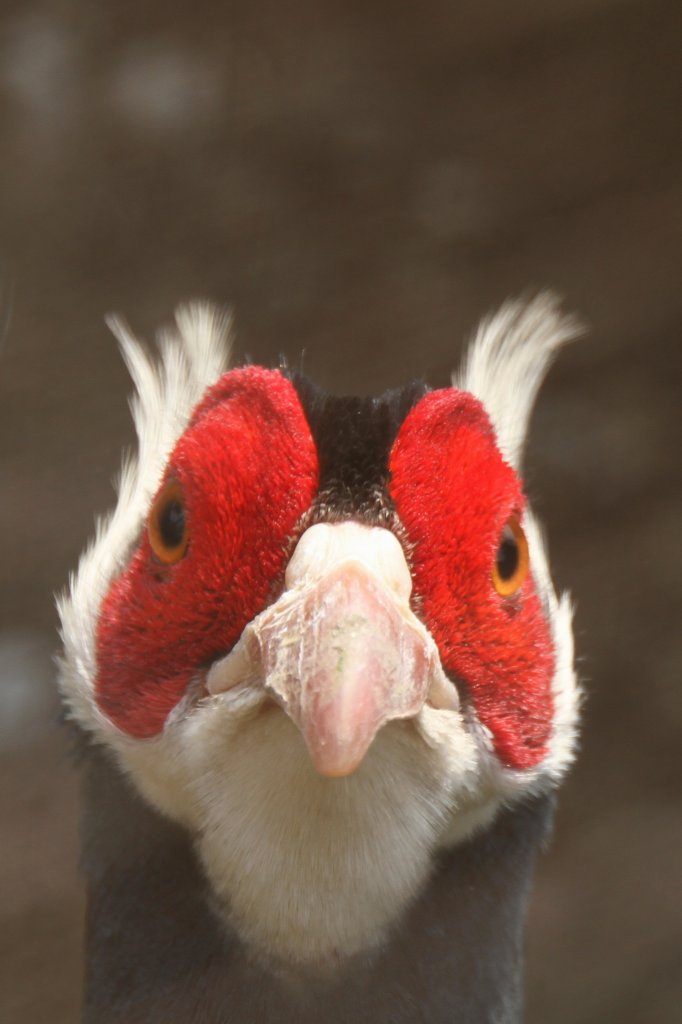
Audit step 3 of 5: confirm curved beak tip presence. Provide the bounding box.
[208,524,459,776]
[306,735,373,778]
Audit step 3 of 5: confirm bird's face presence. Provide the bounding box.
[59,300,579,970]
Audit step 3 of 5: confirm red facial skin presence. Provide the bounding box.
[95,368,319,738]
[389,389,555,770]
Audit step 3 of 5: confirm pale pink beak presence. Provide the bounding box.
[207,523,456,777]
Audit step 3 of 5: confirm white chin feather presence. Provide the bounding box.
[116,693,481,967]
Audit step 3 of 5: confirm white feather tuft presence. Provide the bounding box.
[455,293,583,469]
[58,302,232,731]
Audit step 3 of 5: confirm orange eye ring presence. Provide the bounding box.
[492,516,529,597]
[148,479,189,565]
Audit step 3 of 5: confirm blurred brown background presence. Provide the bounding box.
[1,1,680,1021]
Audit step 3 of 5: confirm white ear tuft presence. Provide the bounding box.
[107,301,232,490]
[454,294,582,469]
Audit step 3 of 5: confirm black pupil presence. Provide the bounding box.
[496,529,519,581]
[159,500,185,549]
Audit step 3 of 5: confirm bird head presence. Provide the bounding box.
[58,296,581,970]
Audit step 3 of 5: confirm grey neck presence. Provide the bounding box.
[79,741,553,1024]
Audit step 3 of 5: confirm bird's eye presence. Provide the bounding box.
[148,480,189,564]
[492,517,529,597]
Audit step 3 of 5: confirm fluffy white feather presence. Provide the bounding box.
[455,293,583,469]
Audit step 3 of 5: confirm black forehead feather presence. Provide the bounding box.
[289,373,428,516]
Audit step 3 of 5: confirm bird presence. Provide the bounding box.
[58,294,581,1023]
